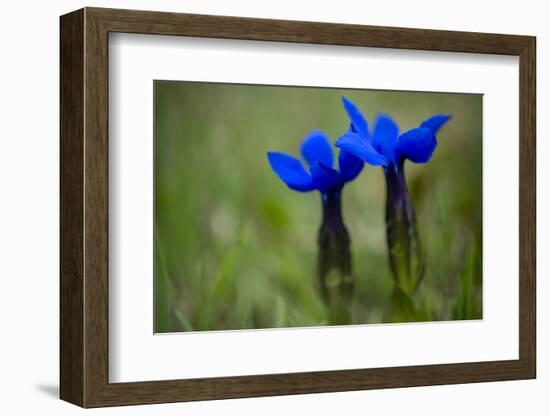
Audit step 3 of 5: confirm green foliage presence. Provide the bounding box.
[154,81,483,332]
[154,231,177,332]
[453,244,483,320]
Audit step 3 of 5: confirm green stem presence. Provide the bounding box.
[390,285,418,322]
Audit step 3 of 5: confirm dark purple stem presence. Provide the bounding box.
[384,162,425,296]
[317,190,353,322]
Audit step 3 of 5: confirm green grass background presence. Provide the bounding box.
[154,81,482,333]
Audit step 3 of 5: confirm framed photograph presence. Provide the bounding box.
[60,7,536,407]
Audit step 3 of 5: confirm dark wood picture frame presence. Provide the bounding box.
[60,7,536,408]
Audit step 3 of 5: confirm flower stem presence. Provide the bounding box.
[384,163,425,296]
[390,285,418,322]
[318,190,353,324]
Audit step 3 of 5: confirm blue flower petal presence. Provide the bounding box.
[338,150,364,182]
[300,130,333,168]
[420,114,452,134]
[397,127,437,163]
[372,114,400,164]
[267,152,315,192]
[336,132,388,166]
[342,97,369,139]
[310,162,344,192]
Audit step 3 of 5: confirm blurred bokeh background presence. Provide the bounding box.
[154,81,482,333]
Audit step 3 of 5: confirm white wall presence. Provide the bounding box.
[0,0,545,414]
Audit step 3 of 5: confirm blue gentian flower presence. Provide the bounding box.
[267,131,362,323]
[335,97,451,170]
[267,130,364,195]
[335,97,451,299]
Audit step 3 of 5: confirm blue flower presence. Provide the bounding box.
[267,131,359,320]
[334,97,452,298]
[335,97,451,169]
[267,130,364,194]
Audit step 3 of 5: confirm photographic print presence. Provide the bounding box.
[154,81,482,333]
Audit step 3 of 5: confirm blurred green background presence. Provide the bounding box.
[154,81,482,333]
